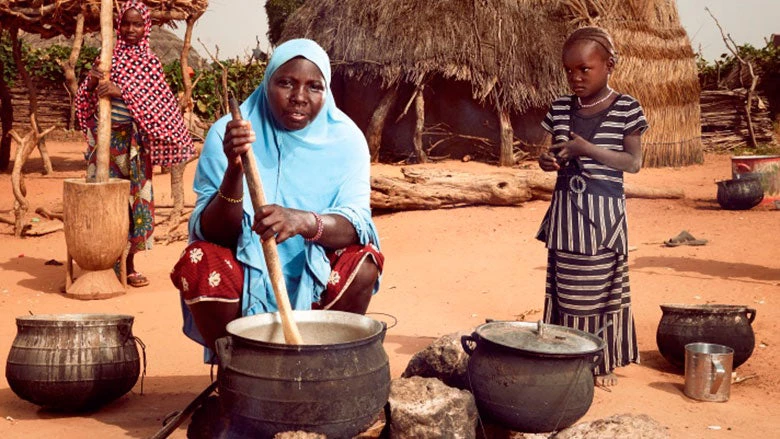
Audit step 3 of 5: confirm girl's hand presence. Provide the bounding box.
[555,132,592,162]
[538,149,560,172]
[86,65,105,90]
[222,120,256,169]
[95,81,122,98]
[252,205,313,243]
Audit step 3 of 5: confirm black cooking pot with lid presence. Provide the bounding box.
[461,321,604,433]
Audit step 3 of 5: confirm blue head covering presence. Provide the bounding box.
[239,38,357,147]
[185,39,379,356]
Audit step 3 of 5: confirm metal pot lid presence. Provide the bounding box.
[475,320,604,356]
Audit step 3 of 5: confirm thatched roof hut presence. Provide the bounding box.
[281,0,702,167]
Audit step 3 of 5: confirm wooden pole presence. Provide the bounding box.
[10,27,53,175]
[63,11,85,131]
[412,85,428,163]
[95,0,114,183]
[498,107,515,167]
[229,97,303,345]
[366,85,399,162]
[0,48,12,171]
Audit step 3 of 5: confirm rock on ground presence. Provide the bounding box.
[553,413,670,439]
[389,376,478,439]
[401,330,474,390]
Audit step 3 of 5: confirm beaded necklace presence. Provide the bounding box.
[577,88,614,109]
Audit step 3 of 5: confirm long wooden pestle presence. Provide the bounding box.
[228,96,303,345]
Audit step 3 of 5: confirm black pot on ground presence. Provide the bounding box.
[5,314,140,411]
[716,177,763,210]
[461,321,604,433]
[215,310,390,439]
[656,304,756,370]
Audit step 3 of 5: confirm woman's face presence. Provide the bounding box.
[120,8,145,45]
[267,57,326,131]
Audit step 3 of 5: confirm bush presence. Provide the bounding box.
[164,58,267,122]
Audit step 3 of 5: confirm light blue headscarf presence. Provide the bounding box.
[182,39,380,355]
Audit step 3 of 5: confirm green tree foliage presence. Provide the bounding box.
[1,32,266,124]
[265,0,306,45]
[164,59,267,121]
[0,32,98,86]
[697,41,779,91]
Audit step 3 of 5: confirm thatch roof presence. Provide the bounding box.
[0,0,208,38]
[281,0,703,167]
[282,0,568,113]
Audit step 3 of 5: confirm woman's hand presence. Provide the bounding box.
[86,64,104,90]
[252,205,314,243]
[223,120,255,169]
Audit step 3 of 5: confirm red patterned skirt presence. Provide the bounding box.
[171,241,384,309]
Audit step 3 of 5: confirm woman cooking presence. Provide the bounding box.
[171,39,384,357]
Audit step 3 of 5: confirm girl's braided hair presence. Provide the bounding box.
[563,26,619,65]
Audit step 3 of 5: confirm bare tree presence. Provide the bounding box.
[706,7,758,148]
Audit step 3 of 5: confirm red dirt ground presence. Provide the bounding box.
[0,140,778,438]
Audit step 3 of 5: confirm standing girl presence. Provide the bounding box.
[537,27,648,387]
[76,0,195,287]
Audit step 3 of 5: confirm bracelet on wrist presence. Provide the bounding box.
[217,188,243,204]
[304,212,324,242]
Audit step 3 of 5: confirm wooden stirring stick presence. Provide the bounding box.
[229,96,304,345]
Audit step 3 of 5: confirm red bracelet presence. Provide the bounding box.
[305,212,324,242]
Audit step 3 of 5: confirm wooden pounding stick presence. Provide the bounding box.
[228,96,303,345]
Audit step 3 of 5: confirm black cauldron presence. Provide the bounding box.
[461,321,604,433]
[656,304,756,370]
[716,177,763,210]
[215,310,390,438]
[5,314,140,411]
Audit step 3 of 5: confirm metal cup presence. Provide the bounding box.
[684,342,733,402]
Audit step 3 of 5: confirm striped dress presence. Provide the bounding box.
[537,94,648,376]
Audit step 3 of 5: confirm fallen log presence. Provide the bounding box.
[371,167,683,211]
[524,172,685,199]
[371,169,533,210]
[35,206,63,221]
[24,219,63,236]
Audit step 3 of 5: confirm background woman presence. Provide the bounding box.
[76,0,195,287]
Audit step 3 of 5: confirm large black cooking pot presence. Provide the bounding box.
[215,310,390,438]
[5,314,140,411]
[656,303,756,370]
[461,321,604,433]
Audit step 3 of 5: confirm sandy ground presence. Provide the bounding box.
[0,140,778,438]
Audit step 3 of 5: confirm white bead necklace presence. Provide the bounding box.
[577,88,614,109]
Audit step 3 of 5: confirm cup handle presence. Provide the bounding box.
[746,308,756,323]
[461,333,479,356]
[710,358,726,394]
[735,163,752,173]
